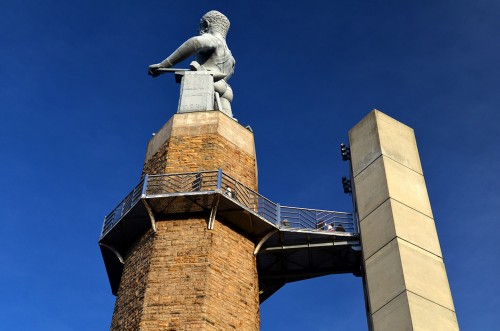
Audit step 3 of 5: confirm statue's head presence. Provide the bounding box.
[199,10,230,38]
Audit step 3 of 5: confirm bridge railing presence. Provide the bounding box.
[279,206,354,232]
[101,170,356,238]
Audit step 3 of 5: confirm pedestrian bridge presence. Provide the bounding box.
[99,170,361,302]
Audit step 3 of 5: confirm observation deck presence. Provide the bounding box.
[99,170,361,302]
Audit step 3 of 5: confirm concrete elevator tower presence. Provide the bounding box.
[350,111,459,330]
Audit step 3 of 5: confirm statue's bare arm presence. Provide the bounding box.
[149,35,217,76]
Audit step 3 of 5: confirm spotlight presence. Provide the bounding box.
[342,176,352,194]
[340,143,350,161]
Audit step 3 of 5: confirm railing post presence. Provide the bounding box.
[276,203,281,226]
[352,211,359,235]
[216,168,222,191]
[349,162,360,235]
[141,174,149,198]
[117,201,124,219]
[101,216,107,238]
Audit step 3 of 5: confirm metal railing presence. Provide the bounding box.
[101,169,356,237]
[279,206,354,232]
[146,170,219,196]
[102,178,145,236]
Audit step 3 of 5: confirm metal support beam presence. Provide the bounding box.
[142,199,156,233]
[99,243,125,264]
[254,229,279,255]
[208,194,220,230]
[261,240,360,252]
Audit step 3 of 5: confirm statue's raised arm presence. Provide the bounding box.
[149,10,235,114]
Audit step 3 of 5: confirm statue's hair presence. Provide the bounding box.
[201,10,230,38]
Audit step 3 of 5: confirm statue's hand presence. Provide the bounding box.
[148,63,162,77]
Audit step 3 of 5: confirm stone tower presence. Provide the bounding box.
[104,110,260,330]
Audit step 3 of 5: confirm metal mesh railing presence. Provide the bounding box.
[219,172,282,224]
[220,173,256,210]
[102,178,144,237]
[146,170,219,196]
[279,206,354,232]
[101,169,356,237]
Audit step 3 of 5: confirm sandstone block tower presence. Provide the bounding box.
[101,111,261,330]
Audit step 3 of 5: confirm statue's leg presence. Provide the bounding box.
[221,84,233,102]
[220,99,232,115]
[214,81,233,117]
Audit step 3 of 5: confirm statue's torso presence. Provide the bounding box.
[196,34,235,80]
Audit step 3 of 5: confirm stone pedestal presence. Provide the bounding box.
[177,72,215,114]
[110,111,260,330]
[349,110,459,330]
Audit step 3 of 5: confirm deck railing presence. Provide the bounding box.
[101,178,145,236]
[101,170,356,237]
[146,170,219,196]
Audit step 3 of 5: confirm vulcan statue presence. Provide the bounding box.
[149,10,235,114]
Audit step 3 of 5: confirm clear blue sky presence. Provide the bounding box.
[1,1,499,330]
